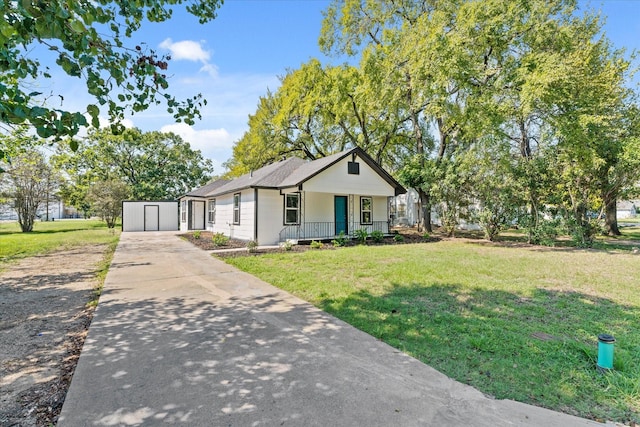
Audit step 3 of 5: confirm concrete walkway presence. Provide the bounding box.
[59,232,604,426]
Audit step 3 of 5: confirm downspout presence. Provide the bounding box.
[254,188,259,242]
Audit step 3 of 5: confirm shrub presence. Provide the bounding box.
[332,231,348,247]
[371,230,384,243]
[310,240,322,249]
[526,218,562,247]
[281,240,294,251]
[422,232,430,240]
[212,232,229,246]
[247,239,259,253]
[193,230,201,239]
[393,234,404,243]
[354,228,369,244]
[567,217,599,248]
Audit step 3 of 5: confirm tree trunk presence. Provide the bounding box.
[418,189,433,232]
[526,191,540,245]
[603,194,621,236]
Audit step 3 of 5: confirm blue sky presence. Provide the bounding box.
[38,0,640,173]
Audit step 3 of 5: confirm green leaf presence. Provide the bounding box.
[36,126,54,138]
[30,106,47,117]
[87,104,99,118]
[0,22,14,37]
[12,106,27,119]
[69,20,85,33]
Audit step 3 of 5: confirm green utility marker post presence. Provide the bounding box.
[597,334,615,372]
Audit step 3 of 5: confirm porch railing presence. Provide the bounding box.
[279,221,390,242]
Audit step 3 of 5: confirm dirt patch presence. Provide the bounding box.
[0,244,108,427]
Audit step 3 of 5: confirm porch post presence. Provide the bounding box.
[349,194,355,236]
[300,191,305,239]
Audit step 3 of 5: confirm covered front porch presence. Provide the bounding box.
[279,220,391,243]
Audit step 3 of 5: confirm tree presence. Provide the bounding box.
[223,91,285,177]
[0,125,42,172]
[0,0,222,146]
[87,179,130,228]
[225,60,410,177]
[542,33,638,242]
[53,128,213,206]
[462,140,523,241]
[1,151,60,232]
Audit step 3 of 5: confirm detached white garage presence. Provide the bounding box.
[122,201,179,232]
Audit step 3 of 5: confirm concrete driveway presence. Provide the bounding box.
[59,231,603,426]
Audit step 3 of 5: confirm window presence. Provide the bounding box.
[284,193,300,225]
[208,199,216,223]
[348,161,360,175]
[360,196,372,225]
[181,200,187,222]
[233,193,241,225]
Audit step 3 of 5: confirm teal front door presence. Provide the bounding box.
[334,196,348,235]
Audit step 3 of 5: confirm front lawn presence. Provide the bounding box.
[223,241,640,424]
[0,219,120,266]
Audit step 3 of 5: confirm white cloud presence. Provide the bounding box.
[160,123,234,162]
[159,38,211,63]
[97,116,135,130]
[199,63,219,78]
[127,72,280,171]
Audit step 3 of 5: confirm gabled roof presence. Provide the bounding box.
[182,178,229,198]
[206,157,307,197]
[185,147,406,198]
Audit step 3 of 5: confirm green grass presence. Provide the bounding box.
[619,217,640,224]
[224,241,640,424]
[88,237,119,307]
[0,220,121,268]
[593,226,640,251]
[619,225,640,241]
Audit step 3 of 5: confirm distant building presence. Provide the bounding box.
[0,198,69,221]
[617,200,639,220]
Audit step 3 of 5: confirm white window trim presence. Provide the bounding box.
[284,193,300,225]
[208,199,216,224]
[233,193,241,225]
[360,196,373,225]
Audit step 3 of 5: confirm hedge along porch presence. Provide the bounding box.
[179,147,406,245]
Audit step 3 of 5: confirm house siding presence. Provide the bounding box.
[257,189,283,245]
[372,196,388,222]
[209,189,255,241]
[304,192,334,222]
[302,156,394,196]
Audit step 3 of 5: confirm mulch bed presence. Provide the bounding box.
[178,232,247,251]
[179,229,438,258]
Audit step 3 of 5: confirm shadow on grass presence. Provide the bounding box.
[318,282,640,424]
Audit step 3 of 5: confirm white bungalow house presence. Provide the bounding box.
[179,147,406,245]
